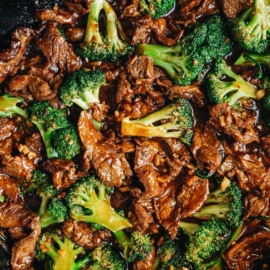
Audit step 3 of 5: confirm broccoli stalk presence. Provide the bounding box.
[193,177,244,228]
[135,15,232,85]
[89,243,125,269]
[113,230,152,262]
[206,59,258,106]
[0,94,28,119]
[36,231,89,270]
[230,0,270,53]
[121,97,194,145]
[29,101,70,159]
[77,0,132,62]
[260,77,270,127]
[179,218,230,270]
[139,0,175,19]
[60,69,106,110]
[66,176,132,232]
[40,198,68,229]
[234,51,270,69]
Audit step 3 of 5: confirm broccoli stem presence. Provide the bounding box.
[235,52,270,68]
[40,212,65,229]
[178,221,200,237]
[113,230,130,249]
[193,203,229,220]
[38,197,50,217]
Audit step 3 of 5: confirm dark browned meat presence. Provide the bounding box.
[261,135,270,156]
[36,0,91,24]
[190,128,223,173]
[36,22,81,74]
[0,138,12,157]
[78,110,133,187]
[65,27,85,43]
[221,0,253,18]
[132,244,155,270]
[62,219,111,250]
[0,28,35,84]
[243,190,270,219]
[223,230,270,270]
[0,202,40,270]
[178,174,209,218]
[208,102,259,144]
[42,158,79,190]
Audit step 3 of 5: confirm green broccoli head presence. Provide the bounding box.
[89,243,126,270]
[29,101,70,158]
[52,125,81,160]
[180,219,230,269]
[77,0,133,62]
[139,0,175,19]
[230,0,270,53]
[135,15,232,85]
[113,230,152,262]
[193,177,244,228]
[60,69,106,110]
[40,198,68,229]
[0,94,28,119]
[205,59,258,107]
[66,176,132,232]
[121,97,194,145]
[36,230,88,270]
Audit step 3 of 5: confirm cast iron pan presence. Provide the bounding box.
[0,0,63,50]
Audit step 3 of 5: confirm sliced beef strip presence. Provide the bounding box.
[0,28,35,84]
[62,219,111,250]
[0,138,12,157]
[132,243,155,270]
[223,230,270,270]
[78,110,133,187]
[243,190,270,219]
[36,0,91,24]
[177,174,209,219]
[42,158,79,190]
[0,202,40,270]
[190,128,223,174]
[36,22,81,74]
[208,102,259,145]
[221,0,253,19]
[261,135,270,157]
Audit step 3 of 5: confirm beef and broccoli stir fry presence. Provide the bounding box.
[0,0,270,269]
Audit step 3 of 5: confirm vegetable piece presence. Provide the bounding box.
[0,94,28,119]
[230,0,270,53]
[66,176,132,232]
[139,0,175,19]
[52,125,81,160]
[234,51,270,69]
[113,230,152,262]
[121,97,194,145]
[60,69,106,110]
[77,0,132,62]
[135,15,232,85]
[29,101,70,159]
[205,59,258,107]
[260,77,270,127]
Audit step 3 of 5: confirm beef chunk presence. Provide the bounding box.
[0,28,35,84]
[62,220,111,250]
[132,244,155,270]
[261,135,270,156]
[0,202,40,270]
[221,0,253,19]
[190,128,223,174]
[223,230,270,270]
[78,110,133,187]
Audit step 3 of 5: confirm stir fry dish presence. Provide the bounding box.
[1,0,270,269]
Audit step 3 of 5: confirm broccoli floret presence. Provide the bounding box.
[139,0,175,19]
[121,97,194,145]
[77,0,132,62]
[89,243,125,270]
[152,234,190,270]
[205,59,258,107]
[40,198,68,229]
[179,218,230,270]
[230,0,270,53]
[36,231,89,270]
[52,125,81,160]
[135,15,232,85]
[193,177,244,228]
[113,230,152,262]
[234,51,270,69]
[261,77,270,127]
[0,94,28,119]
[66,176,132,232]
[29,101,70,158]
[60,69,106,110]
